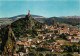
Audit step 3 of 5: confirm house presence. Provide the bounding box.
[24,48,29,53]
[42,36,46,39]
[31,45,36,48]
[38,34,43,36]
[67,36,80,40]
[46,33,53,37]
[67,36,80,42]
[19,52,24,56]
[17,42,24,48]
[69,30,78,35]
[36,29,42,34]
[52,45,64,52]
[22,39,27,42]
[58,28,69,34]
[17,41,28,50]
[13,53,19,56]
[39,44,43,47]
[76,32,80,36]
[53,36,57,39]
[51,49,54,52]
[56,40,70,45]
[59,49,64,52]
[28,39,32,42]
[16,41,21,44]
[71,39,79,43]
[37,40,41,43]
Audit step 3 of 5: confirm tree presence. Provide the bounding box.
[54,30,58,34]
[53,54,57,56]
[39,53,43,56]
[59,33,67,40]
[73,34,77,36]
[46,54,50,56]
[28,53,36,56]
[78,41,80,53]
[61,43,78,52]
[66,53,73,56]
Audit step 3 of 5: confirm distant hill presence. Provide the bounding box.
[8,15,80,26]
[59,16,80,18]
[8,14,44,21]
[45,16,80,26]
[1,15,80,26]
[6,14,47,24]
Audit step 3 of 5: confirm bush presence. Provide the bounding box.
[39,53,43,56]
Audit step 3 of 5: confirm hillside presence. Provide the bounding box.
[0,15,45,29]
[1,15,80,29]
[8,15,80,26]
[0,14,43,48]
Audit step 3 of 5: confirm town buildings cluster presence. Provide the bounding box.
[13,23,80,56]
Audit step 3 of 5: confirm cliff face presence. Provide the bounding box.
[0,25,16,53]
[24,15,35,30]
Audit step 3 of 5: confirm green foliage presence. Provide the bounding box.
[35,21,43,29]
[28,53,36,56]
[10,17,43,38]
[36,47,50,51]
[54,30,58,34]
[39,53,43,56]
[61,26,64,28]
[55,37,64,40]
[72,34,77,36]
[46,54,51,56]
[59,33,67,40]
[61,43,78,52]
[47,39,55,43]
[66,53,73,56]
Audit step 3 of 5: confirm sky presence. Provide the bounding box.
[0,0,80,18]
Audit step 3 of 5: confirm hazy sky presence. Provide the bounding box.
[0,0,80,18]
